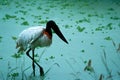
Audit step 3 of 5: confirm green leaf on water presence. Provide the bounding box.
[0,36,2,42]
[11,53,21,58]
[21,21,29,26]
[34,53,39,57]
[11,72,19,77]
[77,26,85,32]
[5,14,16,19]
[49,56,55,59]
[12,36,17,40]
[84,60,87,64]
[81,49,85,53]
[38,20,48,24]
[104,36,112,40]
[0,57,3,60]
[108,8,114,11]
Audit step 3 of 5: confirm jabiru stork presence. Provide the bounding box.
[16,20,68,76]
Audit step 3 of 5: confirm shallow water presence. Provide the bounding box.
[0,0,120,80]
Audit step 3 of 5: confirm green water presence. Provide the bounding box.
[0,0,120,80]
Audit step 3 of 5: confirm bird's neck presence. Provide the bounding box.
[44,28,52,39]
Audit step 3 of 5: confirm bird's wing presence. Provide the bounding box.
[29,27,44,44]
[30,31,43,44]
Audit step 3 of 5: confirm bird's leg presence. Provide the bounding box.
[32,49,35,76]
[26,48,44,76]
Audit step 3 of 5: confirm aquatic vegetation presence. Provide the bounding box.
[95,26,104,31]
[110,16,120,20]
[2,14,16,20]
[104,36,112,40]
[0,36,2,43]
[21,21,29,26]
[37,6,42,10]
[84,59,94,72]
[81,49,85,53]
[10,72,19,79]
[0,0,120,80]
[106,23,113,30]
[76,26,85,32]
[65,60,81,80]
[95,23,113,31]
[0,0,10,6]
[38,20,48,24]
[11,53,21,59]
[88,13,104,18]
[12,36,17,41]
[45,56,55,61]
[79,11,86,14]
[101,50,113,80]
[49,56,55,59]
[108,8,114,11]
[118,23,120,27]
[0,57,3,60]
[90,42,94,45]
[19,10,27,15]
[76,18,90,23]
[64,25,72,29]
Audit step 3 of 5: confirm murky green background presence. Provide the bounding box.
[0,0,120,80]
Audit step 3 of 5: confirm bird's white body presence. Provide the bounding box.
[16,20,68,76]
[16,26,52,53]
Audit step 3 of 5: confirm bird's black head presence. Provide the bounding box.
[46,20,68,44]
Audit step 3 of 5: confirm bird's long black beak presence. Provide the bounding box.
[52,22,68,44]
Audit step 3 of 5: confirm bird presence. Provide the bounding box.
[16,20,68,76]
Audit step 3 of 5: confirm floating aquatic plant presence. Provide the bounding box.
[64,25,72,29]
[0,57,3,60]
[21,21,29,26]
[76,26,85,32]
[2,14,16,20]
[20,17,25,20]
[108,8,114,11]
[11,53,21,59]
[12,36,17,41]
[81,49,85,53]
[38,20,48,24]
[44,9,50,12]
[95,23,113,31]
[19,10,27,15]
[10,72,19,78]
[110,16,120,20]
[0,36,2,42]
[37,6,42,10]
[104,36,112,41]
[45,56,55,61]
[106,23,113,30]
[95,26,104,31]
[76,18,90,23]
[90,42,94,45]
[88,13,104,18]
[49,56,55,59]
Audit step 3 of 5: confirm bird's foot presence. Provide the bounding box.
[39,67,44,76]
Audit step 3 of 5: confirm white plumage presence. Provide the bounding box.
[16,20,68,76]
[16,26,52,53]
